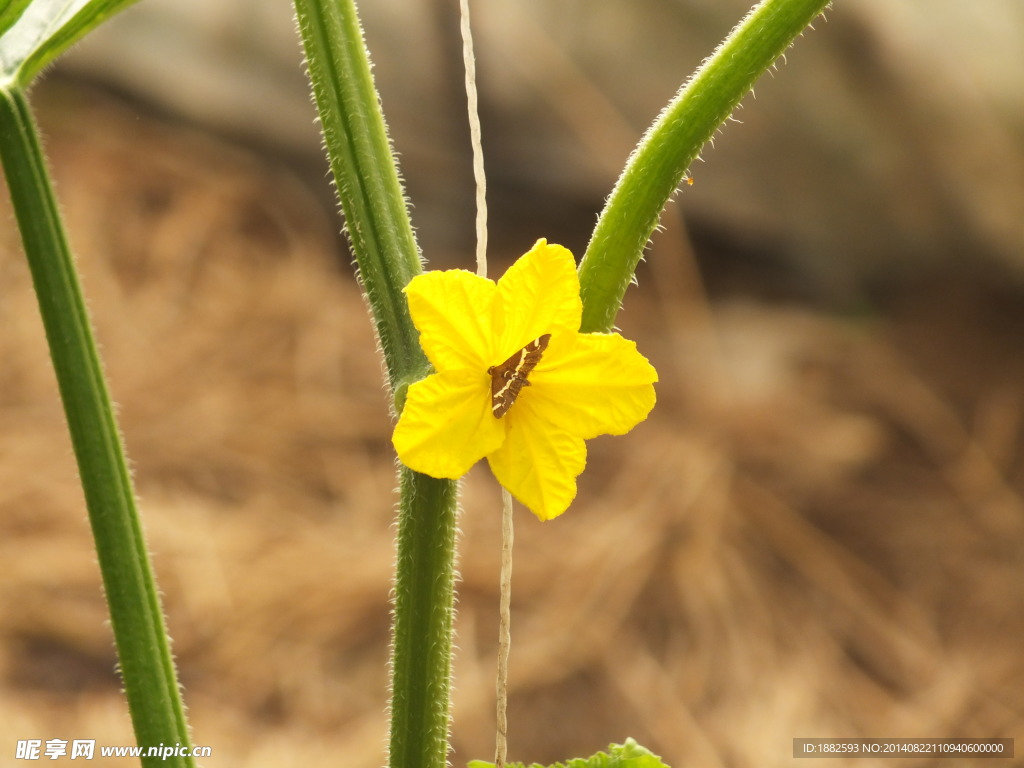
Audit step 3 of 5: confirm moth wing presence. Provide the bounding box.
[517,333,551,378]
[492,384,518,418]
[488,334,551,418]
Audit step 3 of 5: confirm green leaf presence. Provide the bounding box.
[468,738,672,768]
[0,0,32,38]
[0,0,140,88]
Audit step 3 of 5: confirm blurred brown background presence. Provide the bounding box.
[2,1,1023,766]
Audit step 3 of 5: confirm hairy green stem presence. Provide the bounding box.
[389,467,460,768]
[292,2,459,767]
[293,0,427,391]
[0,87,193,768]
[578,0,832,332]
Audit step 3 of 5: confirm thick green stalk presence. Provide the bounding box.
[292,2,459,767]
[293,0,427,391]
[389,467,460,768]
[578,0,832,332]
[0,87,193,768]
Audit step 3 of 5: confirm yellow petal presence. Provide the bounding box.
[527,332,657,439]
[406,269,497,372]
[493,240,582,362]
[486,400,587,521]
[393,369,506,478]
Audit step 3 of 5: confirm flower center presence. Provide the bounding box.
[486,333,551,418]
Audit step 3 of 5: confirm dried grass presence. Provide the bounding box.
[0,83,1021,767]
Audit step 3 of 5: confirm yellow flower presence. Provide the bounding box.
[392,239,658,520]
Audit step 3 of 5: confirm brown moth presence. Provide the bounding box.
[487,333,551,418]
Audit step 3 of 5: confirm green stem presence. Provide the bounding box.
[0,87,194,768]
[293,0,427,391]
[389,467,460,768]
[292,2,459,767]
[578,0,831,332]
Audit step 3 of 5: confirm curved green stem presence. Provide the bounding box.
[0,86,193,768]
[578,0,832,332]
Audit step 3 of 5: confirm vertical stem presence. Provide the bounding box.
[293,2,461,766]
[293,0,428,392]
[389,467,460,768]
[0,87,193,768]
[293,2,462,766]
